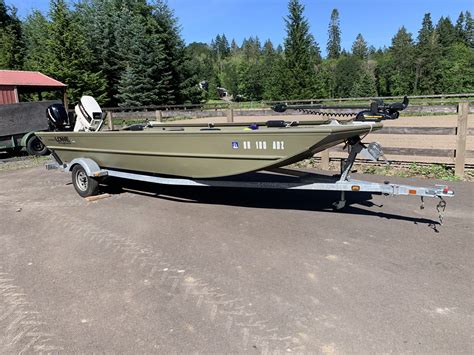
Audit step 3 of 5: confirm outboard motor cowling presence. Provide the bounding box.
[74,96,104,132]
[47,103,72,131]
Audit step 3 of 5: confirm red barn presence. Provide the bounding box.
[0,70,67,105]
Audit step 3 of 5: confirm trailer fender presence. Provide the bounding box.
[20,131,37,147]
[67,158,104,177]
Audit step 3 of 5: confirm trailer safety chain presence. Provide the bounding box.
[437,197,447,225]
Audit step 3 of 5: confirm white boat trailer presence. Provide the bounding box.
[47,141,454,224]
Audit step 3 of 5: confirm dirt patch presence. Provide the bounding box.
[0,154,52,172]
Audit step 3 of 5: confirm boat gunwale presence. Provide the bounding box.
[36,122,382,137]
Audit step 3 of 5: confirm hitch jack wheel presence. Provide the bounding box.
[72,165,100,197]
[332,191,347,210]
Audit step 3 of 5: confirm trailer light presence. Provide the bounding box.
[409,189,417,195]
[443,187,449,194]
[351,185,360,191]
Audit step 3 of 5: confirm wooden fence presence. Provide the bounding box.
[105,100,473,177]
[102,93,474,112]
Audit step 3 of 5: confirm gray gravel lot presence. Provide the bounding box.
[0,165,472,353]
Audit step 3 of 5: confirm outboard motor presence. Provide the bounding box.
[74,96,104,132]
[47,103,72,131]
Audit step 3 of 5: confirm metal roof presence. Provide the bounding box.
[0,70,66,88]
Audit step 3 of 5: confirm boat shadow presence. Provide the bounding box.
[102,178,441,228]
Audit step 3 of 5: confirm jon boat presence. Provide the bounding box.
[36,96,403,179]
[36,96,454,222]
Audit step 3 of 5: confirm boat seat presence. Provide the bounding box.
[122,124,145,131]
[162,127,185,131]
[266,120,286,127]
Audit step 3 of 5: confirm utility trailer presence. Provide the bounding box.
[47,140,455,224]
[0,70,67,156]
[0,100,61,155]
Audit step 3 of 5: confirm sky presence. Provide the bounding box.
[5,0,473,55]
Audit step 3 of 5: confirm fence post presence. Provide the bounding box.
[226,108,234,123]
[106,111,114,130]
[321,150,330,170]
[155,110,162,122]
[455,101,469,177]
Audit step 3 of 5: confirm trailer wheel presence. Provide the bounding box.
[26,135,49,156]
[72,165,99,197]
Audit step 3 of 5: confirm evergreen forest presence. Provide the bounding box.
[0,0,473,106]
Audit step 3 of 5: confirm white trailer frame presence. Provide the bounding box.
[47,141,454,223]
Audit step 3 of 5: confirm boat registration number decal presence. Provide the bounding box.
[234,141,285,150]
[273,141,285,150]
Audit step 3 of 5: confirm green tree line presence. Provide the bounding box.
[0,0,473,106]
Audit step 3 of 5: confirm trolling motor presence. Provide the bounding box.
[272,96,409,121]
[46,96,104,132]
[355,96,409,120]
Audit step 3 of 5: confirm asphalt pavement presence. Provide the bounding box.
[0,166,472,353]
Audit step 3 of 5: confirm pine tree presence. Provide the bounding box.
[388,27,415,95]
[318,60,336,98]
[351,66,377,97]
[455,12,466,43]
[373,49,392,96]
[242,36,261,61]
[414,13,440,94]
[334,56,361,97]
[230,38,239,53]
[116,65,144,107]
[184,42,217,101]
[261,39,278,100]
[436,16,456,52]
[327,9,341,59]
[152,0,187,104]
[283,0,321,99]
[263,55,289,100]
[0,0,24,69]
[352,33,368,59]
[212,34,230,58]
[114,5,165,106]
[22,11,49,72]
[74,0,121,106]
[220,34,230,58]
[418,13,434,46]
[45,0,107,104]
[465,11,474,49]
[438,42,474,93]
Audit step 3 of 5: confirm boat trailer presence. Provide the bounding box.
[47,140,454,224]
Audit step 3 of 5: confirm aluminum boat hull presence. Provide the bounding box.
[36,122,382,178]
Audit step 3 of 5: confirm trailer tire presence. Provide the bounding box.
[26,135,49,156]
[72,165,100,197]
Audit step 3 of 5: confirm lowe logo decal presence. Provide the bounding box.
[54,136,72,144]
